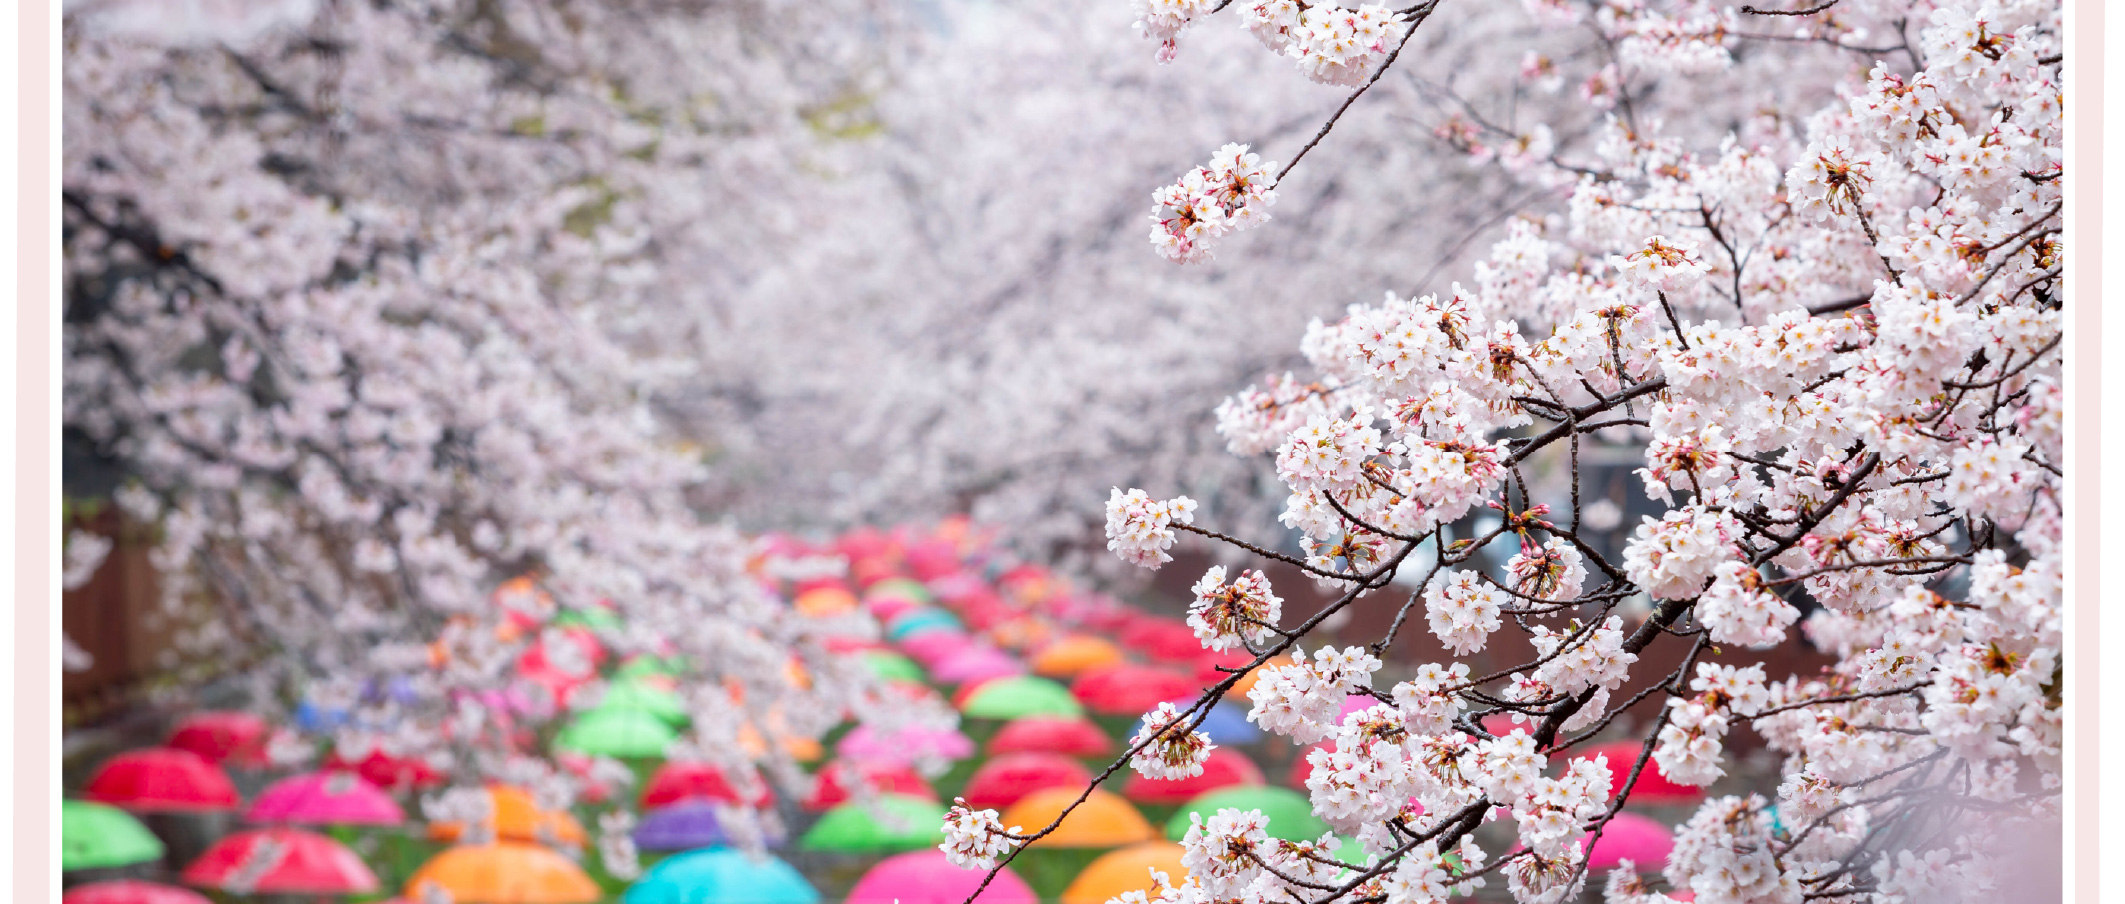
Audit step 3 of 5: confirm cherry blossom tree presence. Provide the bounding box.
[946,1,2063,902]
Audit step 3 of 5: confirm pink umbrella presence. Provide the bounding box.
[846,851,1037,904]
[244,771,405,826]
[868,595,922,623]
[837,724,974,767]
[899,631,976,668]
[931,647,1026,686]
[1583,812,1675,872]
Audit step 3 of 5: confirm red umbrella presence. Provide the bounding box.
[805,760,937,811]
[1123,747,1264,805]
[642,761,773,809]
[988,716,1114,759]
[1119,620,1206,663]
[1566,741,1707,805]
[961,753,1095,810]
[1070,665,1201,715]
[166,712,271,769]
[181,828,379,895]
[1290,743,1331,789]
[323,748,446,792]
[63,881,213,904]
[86,748,240,813]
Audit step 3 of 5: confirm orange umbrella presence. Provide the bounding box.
[795,586,859,617]
[1226,655,1288,701]
[1060,841,1190,904]
[998,788,1155,849]
[1031,636,1125,679]
[427,786,586,846]
[405,843,599,904]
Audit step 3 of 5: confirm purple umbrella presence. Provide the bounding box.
[632,802,787,851]
[931,646,1026,686]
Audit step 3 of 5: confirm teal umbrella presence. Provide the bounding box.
[886,608,963,641]
[862,651,928,684]
[798,794,948,853]
[622,847,818,904]
[554,707,678,758]
[1166,786,1329,842]
[960,676,1084,720]
[595,679,688,726]
[63,800,165,870]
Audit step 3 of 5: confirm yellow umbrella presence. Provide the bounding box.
[427,786,586,846]
[1061,841,1191,904]
[1031,636,1125,679]
[999,788,1155,849]
[405,842,600,904]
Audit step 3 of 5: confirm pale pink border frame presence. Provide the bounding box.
[10,1,2103,901]
[20,0,56,900]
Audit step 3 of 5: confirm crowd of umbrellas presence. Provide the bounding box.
[61,520,1705,903]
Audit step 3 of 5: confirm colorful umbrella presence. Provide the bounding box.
[868,576,936,605]
[1583,812,1676,872]
[1122,747,1265,805]
[644,762,774,809]
[1069,665,1200,715]
[616,654,688,679]
[1193,703,1265,745]
[181,827,379,896]
[862,650,928,683]
[899,630,977,668]
[324,747,447,792]
[794,586,859,617]
[847,851,1037,904]
[887,608,965,641]
[550,605,622,632]
[798,794,949,853]
[961,676,1085,720]
[1030,636,1125,679]
[961,753,1095,810]
[428,786,588,846]
[244,771,405,826]
[1060,842,1190,904]
[62,800,165,871]
[623,847,817,904]
[62,881,213,904]
[86,748,240,813]
[554,706,677,758]
[1568,740,1707,804]
[836,723,975,767]
[1118,620,1206,663]
[931,645,1028,686]
[405,842,600,904]
[999,788,1156,849]
[804,760,936,811]
[1290,743,1330,789]
[988,716,1114,758]
[165,712,271,769]
[593,680,689,726]
[1166,787,1328,842]
[631,802,786,851]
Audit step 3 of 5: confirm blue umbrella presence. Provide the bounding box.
[295,700,350,732]
[632,803,787,852]
[1137,702,1262,746]
[622,847,818,904]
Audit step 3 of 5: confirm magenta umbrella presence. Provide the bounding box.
[931,646,1026,686]
[899,631,976,668]
[846,850,1037,904]
[1584,812,1675,872]
[837,724,974,767]
[244,770,405,826]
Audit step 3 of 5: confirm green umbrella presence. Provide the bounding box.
[797,794,948,853]
[617,655,688,679]
[1165,787,1329,842]
[555,707,678,759]
[866,578,934,605]
[553,606,625,632]
[63,800,165,871]
[596,679,688,726]
[960,676,1084,720]
[862,651,927,684]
